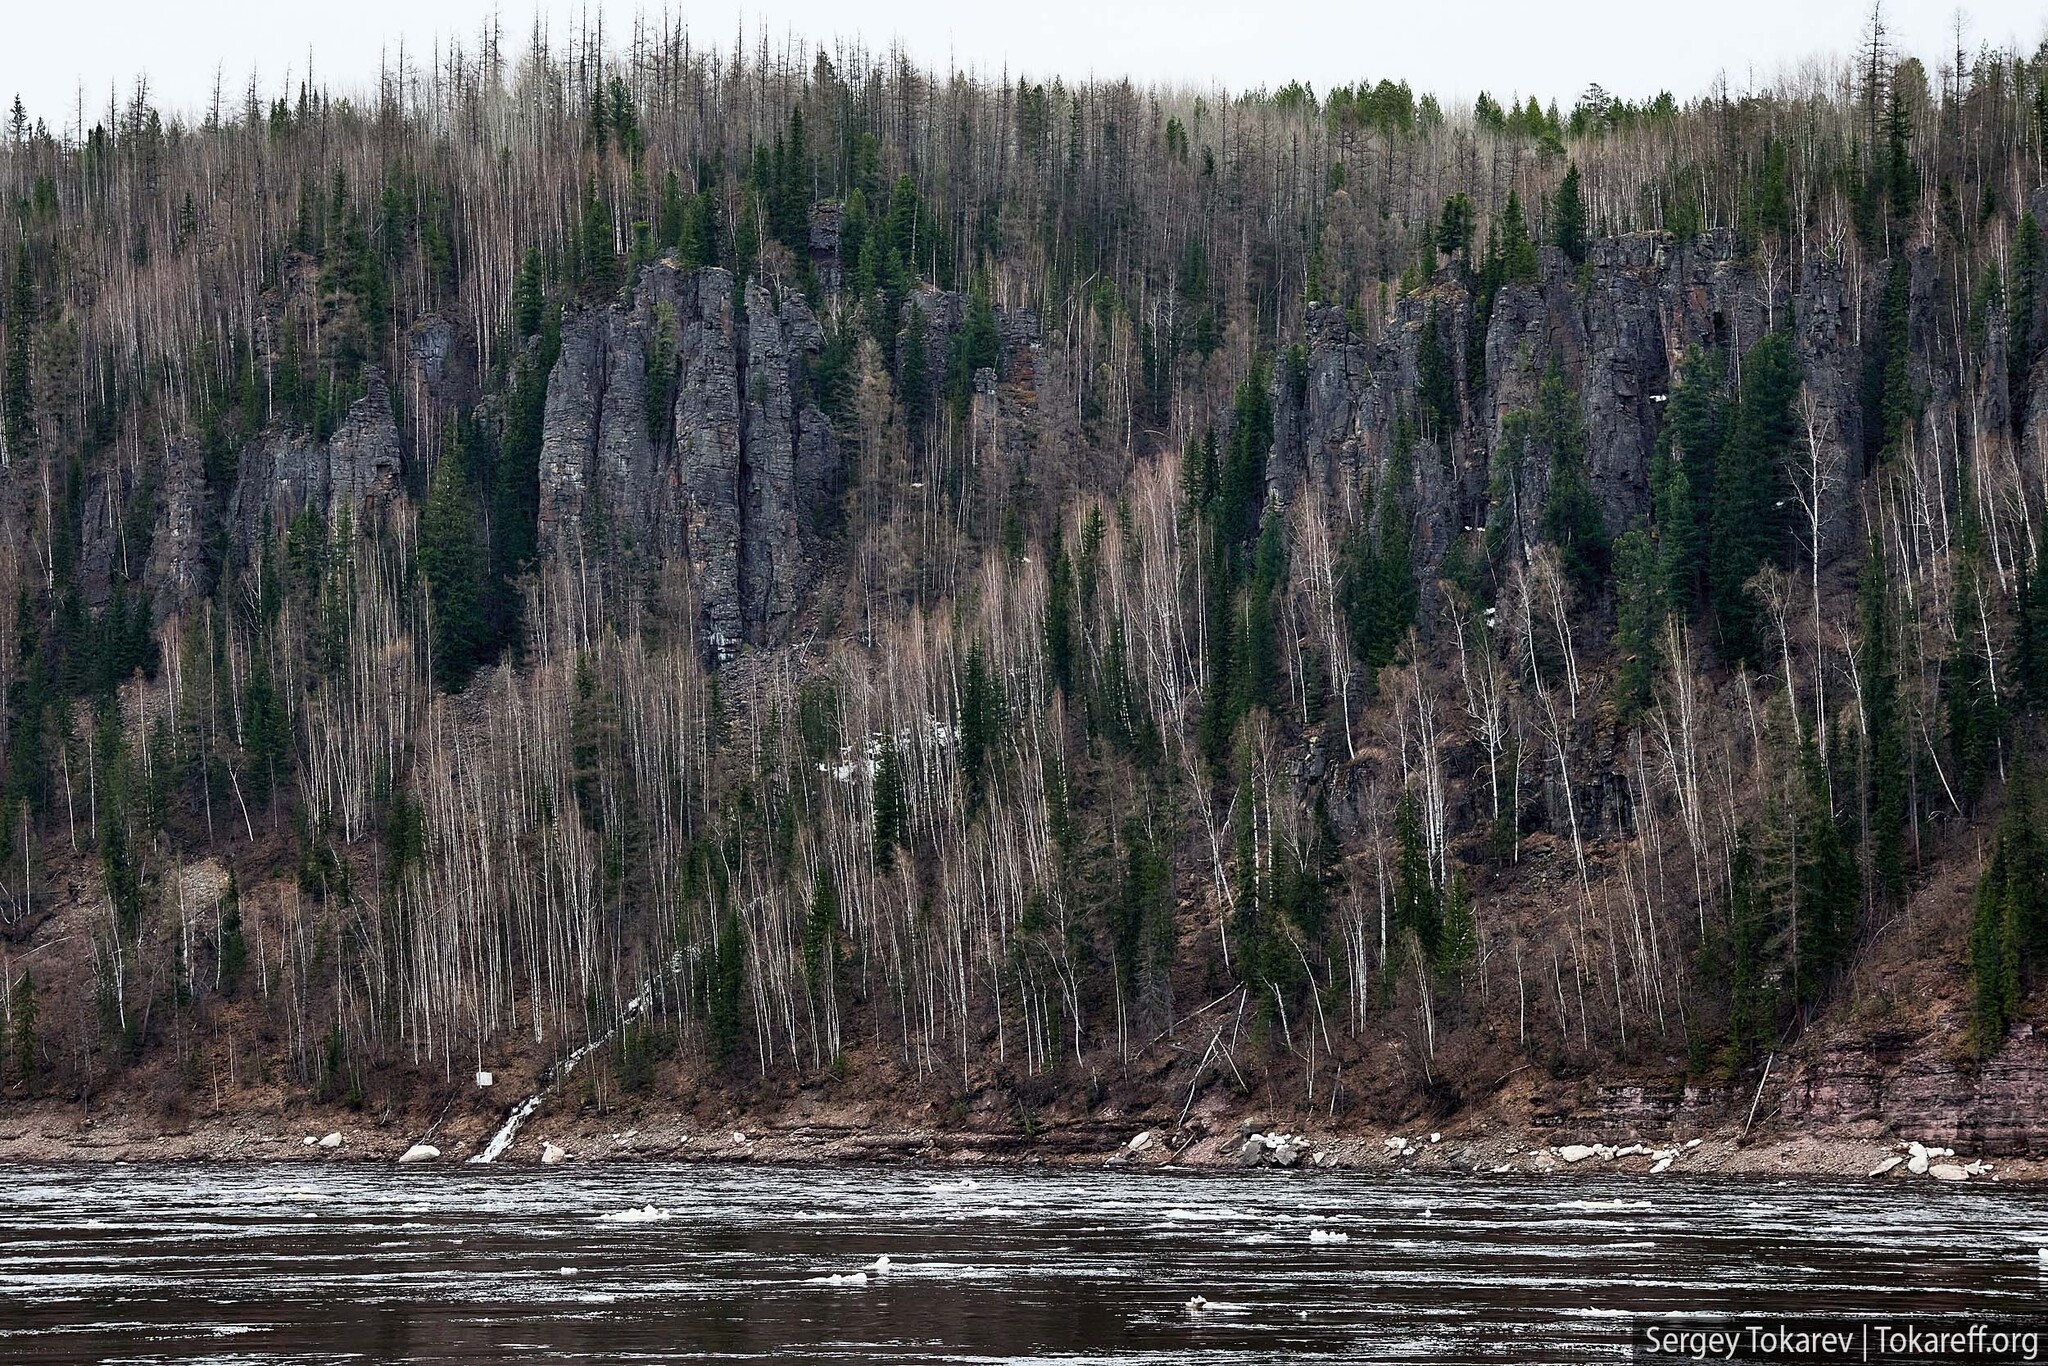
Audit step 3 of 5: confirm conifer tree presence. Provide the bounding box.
[2016,552,2048,709]
[419,447,488,693]
[2,247,32,464]
[1393,791,1440,954]
[1436,870,1476,971]
[1610,524,1663,717]
[2009,212,2040,431]
[1946,574,2000,805]
[1724,839,1772,1063]
[1969,763,2046,1051]
[580,178,618,297]
[218,874,248,994]
[708,910,747,1061]
[957,642,1003,812]
[1790,742,1858,1003]
[898,308,931,440]
[1339,481,1416,678]
[1436,193,1474,263]
[1651,348,1725,613]
[1043,533,1076,695]
[872,738,907,867]
[1708,331,1798,662]
[512,249,544,338]
[1552,163,1587,265]
[1859,540,1909,901]
[1416,303,1456,438]
[1535,364,1610,598]
[9,971,35,1091]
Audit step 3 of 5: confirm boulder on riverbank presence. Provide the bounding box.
[1234,1131,1320,1170]
[399,1144,440,1164]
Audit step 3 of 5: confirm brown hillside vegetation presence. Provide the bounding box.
[2,13,2048,1172]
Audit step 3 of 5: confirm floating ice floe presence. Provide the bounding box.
[826,1271,869,1286]
[1308,1229,1349,1244]
[599,1205,671,1223]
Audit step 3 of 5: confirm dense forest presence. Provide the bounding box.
[2,8,2047,1138]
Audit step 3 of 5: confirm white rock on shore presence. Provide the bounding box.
[1128,1130,1155,1153]
[1929,1164,1970,1182]
[1869,1156,1904,1178]
[1558,1144,1598,1164]
[1650,1157,1673,1175]
[317,1132,343,1149]
[1908,1153,1930,1175]
[398,1143,440,1164]
[541,1141,569,1165]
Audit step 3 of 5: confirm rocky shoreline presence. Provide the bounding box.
[4,1104,2041,1186]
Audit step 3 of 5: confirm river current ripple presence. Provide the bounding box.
[2,1162,2045,1362]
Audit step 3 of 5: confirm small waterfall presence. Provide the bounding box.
[471,1092,545,1164]
[470,988,651,1165]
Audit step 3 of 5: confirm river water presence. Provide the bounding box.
[1,1162,2043,1363]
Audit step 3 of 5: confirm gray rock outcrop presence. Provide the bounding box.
[531,262,843,661]
[227,366,403,560]
[1267,228,1874,590]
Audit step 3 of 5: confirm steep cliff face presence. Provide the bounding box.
[739,277,827,639]
[1791,1024,2048,1155]
[1266,229,1895,583]
[536,310,609,560]
[144,439,212,619]
[672,267,745,655]
[224,366,404,559]
[532,263,842,659]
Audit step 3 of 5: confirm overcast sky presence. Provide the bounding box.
[7,1,2043,135]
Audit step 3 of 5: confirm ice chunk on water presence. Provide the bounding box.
[599,1205,671,1223]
